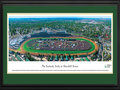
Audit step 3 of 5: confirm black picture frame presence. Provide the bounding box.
[0,0,120,89]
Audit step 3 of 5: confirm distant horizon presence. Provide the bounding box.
[9,17,111,19]
[9,16,112,19]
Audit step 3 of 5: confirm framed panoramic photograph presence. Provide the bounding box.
[7,13,113,74]
[1,0,120,89]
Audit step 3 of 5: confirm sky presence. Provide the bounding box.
[8,14,112,19]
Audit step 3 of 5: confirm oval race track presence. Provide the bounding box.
[10,37,98,56]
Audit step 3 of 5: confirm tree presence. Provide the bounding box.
[25,53,36,61]
[15,52,17,57]
[48,55,51,61]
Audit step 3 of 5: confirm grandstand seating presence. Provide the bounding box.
[16,55,23,61]
[81,58,84,61]
[61,56,64,61]
[55,56,59,61]
[86,57,90,61]
[65,56,69,61]
[50,56,54,61]
[71,56,74,60]
[11,56,16,61]
[25,58,30,61]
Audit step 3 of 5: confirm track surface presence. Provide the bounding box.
[9,37,98,56]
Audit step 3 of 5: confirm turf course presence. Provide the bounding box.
[22,37,96,54]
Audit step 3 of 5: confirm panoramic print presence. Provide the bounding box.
[8,13,112,62]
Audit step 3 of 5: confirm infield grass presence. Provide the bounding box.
[23,37,96,54]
